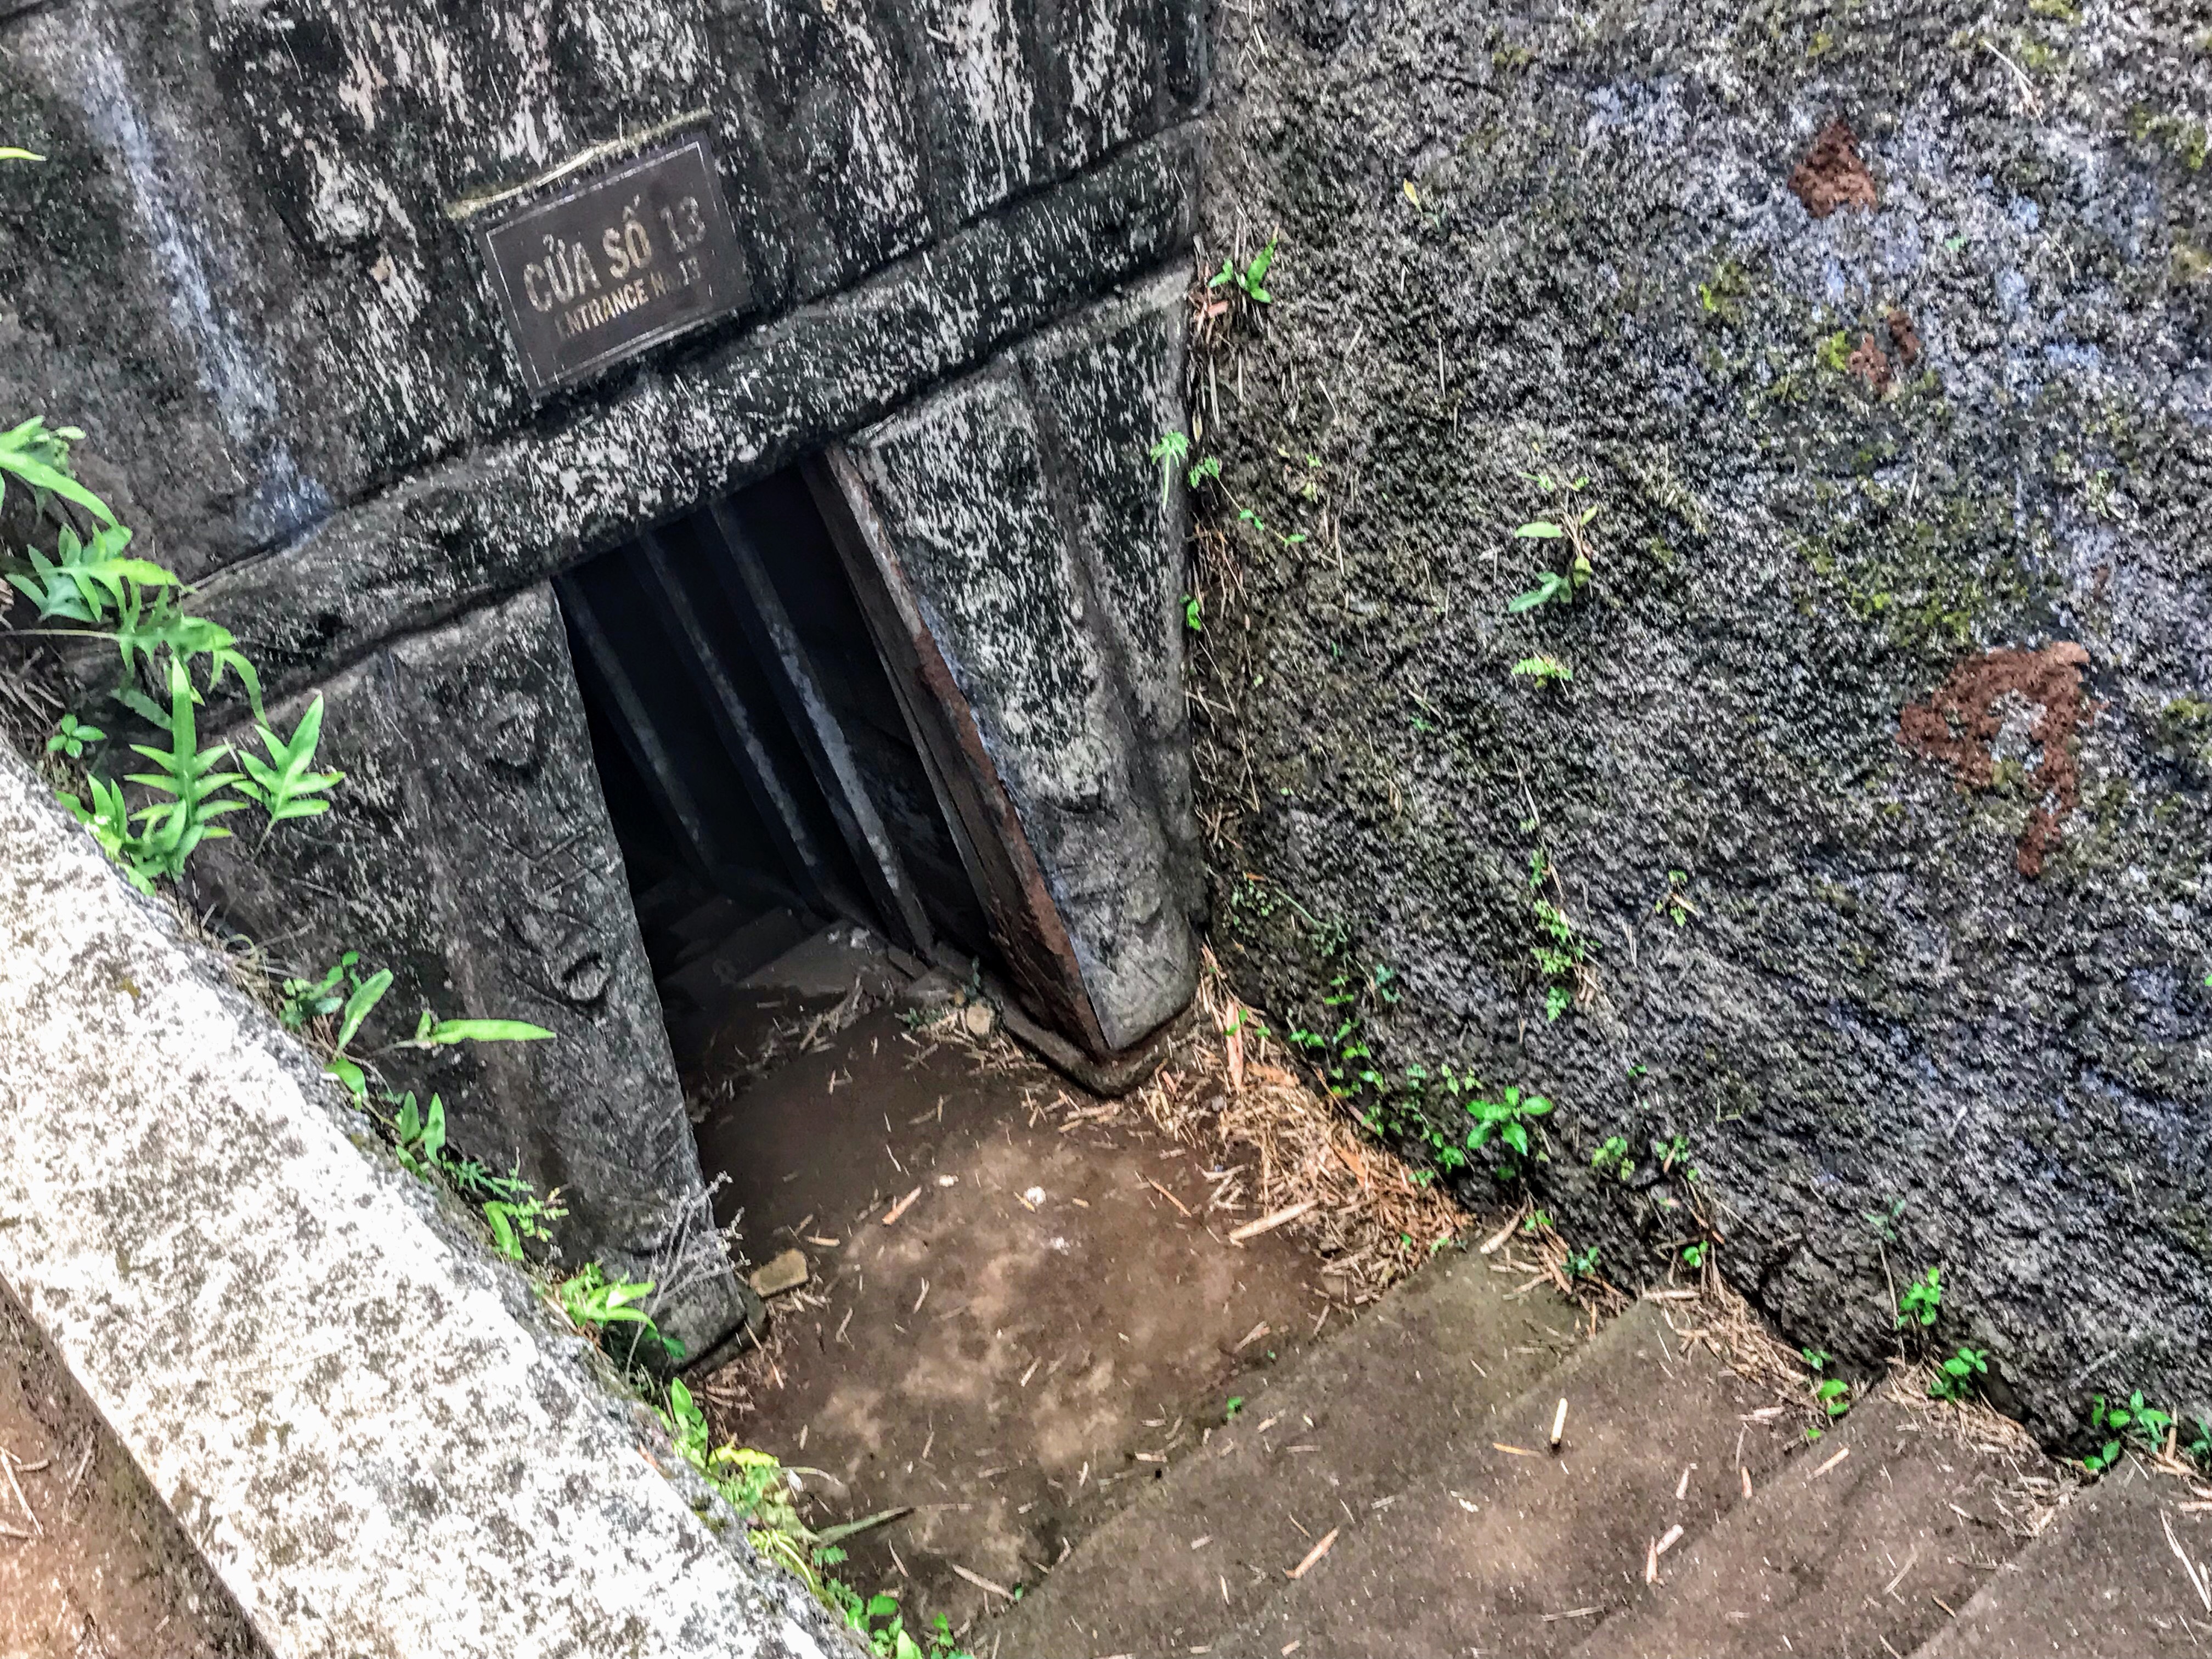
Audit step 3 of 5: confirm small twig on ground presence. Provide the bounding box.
[2,1449,42,1537]
[951,1563,1014,1600]
[1285,1526,1339,1579]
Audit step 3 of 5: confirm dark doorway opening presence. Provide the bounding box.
[556,465,994,1071]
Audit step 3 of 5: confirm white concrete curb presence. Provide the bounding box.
[0,749,851,1659]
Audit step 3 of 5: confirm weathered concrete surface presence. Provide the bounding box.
[5,0,1214,1215]
[156,129,1201,720]
[0,0,1204,582]
[2,1282,272,1658]
[846,334,1197,1053]
[1019,266,1205,922]
[0,743,853,1659]
[1192,0,2211,1445]
[188,584,751,1362]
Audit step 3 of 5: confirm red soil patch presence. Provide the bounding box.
[1898,643,2093,877]
[1790,119,1879,217]
[1847,333,1892,394]
[1886,308,1923,366]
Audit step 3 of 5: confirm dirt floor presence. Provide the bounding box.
[687,981,1367,1632]
[0,1288,266,1659]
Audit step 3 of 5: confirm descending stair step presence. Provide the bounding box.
[984,1245,1587,1659]
[658,907,814,1013]
[1569,1396,2039,1659]
[1215,1300,1797,1659]
[1913,1471,2211,1658]
[665,894,763,964]
[631,870,707,939]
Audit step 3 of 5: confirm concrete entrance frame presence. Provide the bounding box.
[3,0,1210,1361]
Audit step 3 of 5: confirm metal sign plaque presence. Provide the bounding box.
[476,136,749,396]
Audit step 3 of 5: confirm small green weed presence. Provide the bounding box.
[1510,653,1572,688]
[2082,1390,2175,1473]
[318,959,552,1102]
[1209,235,1279,306]
[1223,1396,1245,1421]
[304,951,568,1267]
[1656,870,1695,926]
[658,1383,958,1654]
[1523,1210,1554,1233]
[1526,849,1594,1021]
[1895,1266,1942,1329]
[1169,444,1308,549]
[1863,1197,1906,1243]
[1465,1084,1553,1167]
[1681,1242,1708,1268]
[558,1261,677,1368]
[279,951,362,1030]
[384,1090,567,1262]
[45,713,102,760]
[1929,1346,1989,1403]
[1589,1135,1634,1183]
[1149,431,1189,504]
[1506,471,1597,613]
[1802,1349,1852,1420]
[1696,258,1748,323]
[1567,1244,1601,1278]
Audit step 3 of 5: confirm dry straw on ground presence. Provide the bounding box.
[1110,949,1469,1301]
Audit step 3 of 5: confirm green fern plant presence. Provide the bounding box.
[5,412,304,891]
[55,775,140,879]
[0,416,114,527]
[5,521,174,623]
[109,594,264,715]
[236,693,343,840]
[121,657,249,878]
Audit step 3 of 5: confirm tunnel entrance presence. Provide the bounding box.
[556,464,997,1085]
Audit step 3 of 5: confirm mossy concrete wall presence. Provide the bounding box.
[1194,0,2210,1442]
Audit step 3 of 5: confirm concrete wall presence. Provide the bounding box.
[1194,0,2211,1444]
[1,0,1210,1344]
[188,584,751,1359]
[0,744,855,1659]
[843,267,1199,1052]
[0,0,1203,583]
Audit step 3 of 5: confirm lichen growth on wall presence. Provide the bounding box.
[1190,0,2211,1443]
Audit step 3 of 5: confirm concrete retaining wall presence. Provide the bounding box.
[0,744,854,1659]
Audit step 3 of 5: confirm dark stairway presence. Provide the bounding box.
[557,466,996,1068]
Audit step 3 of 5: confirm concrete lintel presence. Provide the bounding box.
[175,124,1201,721]
[0,747,853,1659]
